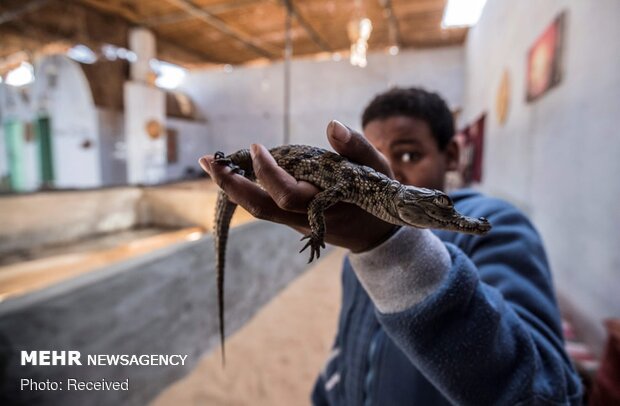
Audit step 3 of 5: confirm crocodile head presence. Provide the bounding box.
[394,186,491,235]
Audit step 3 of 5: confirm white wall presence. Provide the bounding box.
[464,0,620,348]
[124,82,166,185]
[165,117,210,180]
[97,108,127,186]
[93,109,209,184]
[180,47,464,153]
[33,55,102,189]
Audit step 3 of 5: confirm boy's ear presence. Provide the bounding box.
[444,139,460,171]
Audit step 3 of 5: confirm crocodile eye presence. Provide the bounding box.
[434,195,453,207]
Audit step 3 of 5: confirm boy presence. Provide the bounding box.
[200,87,582,405]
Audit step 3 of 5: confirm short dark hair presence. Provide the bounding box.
[361,87,455,150]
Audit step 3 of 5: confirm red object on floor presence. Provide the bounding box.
[590,319,620,405]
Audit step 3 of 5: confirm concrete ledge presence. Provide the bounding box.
[0,180,236,256]
[0,188,142,255]
[0,221,320,405]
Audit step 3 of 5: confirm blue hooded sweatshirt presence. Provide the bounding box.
[311,189,583,405]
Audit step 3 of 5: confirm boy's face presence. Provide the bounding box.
[364,115,459,191]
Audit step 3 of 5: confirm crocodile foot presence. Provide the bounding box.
[299,233,326,263]
[214,151,245,176]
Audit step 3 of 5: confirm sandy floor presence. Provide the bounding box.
[152,248,345,406]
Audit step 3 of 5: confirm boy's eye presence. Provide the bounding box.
[399,152,420,163]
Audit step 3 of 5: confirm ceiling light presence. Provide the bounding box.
[441,0,488,28]
[67,44,97,64]
[348,17,373,68]
[102,44,118,60]
[116,48,129,60]
[6,62,34,87]
[150,59,187,90]
[101,44,137,62]
[359,18,372,39]
[125,51,138,63]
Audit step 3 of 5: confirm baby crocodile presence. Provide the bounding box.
[212,144,491,363]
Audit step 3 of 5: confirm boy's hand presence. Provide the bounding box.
[199,120,397,253]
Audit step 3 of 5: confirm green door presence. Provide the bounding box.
[35,116,54,187]
[3,119,26,191]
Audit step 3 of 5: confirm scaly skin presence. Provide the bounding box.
[212,145,492,364]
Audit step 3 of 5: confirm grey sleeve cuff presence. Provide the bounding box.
[349,227,452,314]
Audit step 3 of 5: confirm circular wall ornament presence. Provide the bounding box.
[145,119,162,139]
[496,70,510,126]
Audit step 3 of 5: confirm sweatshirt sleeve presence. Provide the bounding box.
[348,202,583,405]
[349,226,452,313]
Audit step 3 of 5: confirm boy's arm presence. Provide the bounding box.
[349,203,583,405]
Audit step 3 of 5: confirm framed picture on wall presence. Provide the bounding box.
[526,11,566,102]
[456,114,486,187]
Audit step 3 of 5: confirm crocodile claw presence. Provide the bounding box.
[299,234,324,263]
[214,151,244,176]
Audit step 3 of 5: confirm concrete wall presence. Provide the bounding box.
[141,185,214,231]
[180,47,464,153]
[0,221,312,405]
[0,180,246,256]
[463,0,620,349]
[0,180,226,255]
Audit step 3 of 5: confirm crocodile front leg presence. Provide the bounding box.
[213,151,246,176]
[300,186,347,263]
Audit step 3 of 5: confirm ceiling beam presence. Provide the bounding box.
[379,0,402,47]
[162,0,280,59]
[75,0,143,23]
[158,37,225,66]
[1,1,221,67]
[73,0,221,65]
[0,0,51,26]
[4,19,78,49]
[142,0,266,27]
[280,0,331,53]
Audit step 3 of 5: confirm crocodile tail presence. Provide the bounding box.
[214,189,237,366]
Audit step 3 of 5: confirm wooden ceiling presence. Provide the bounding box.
[0,0,467,68]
